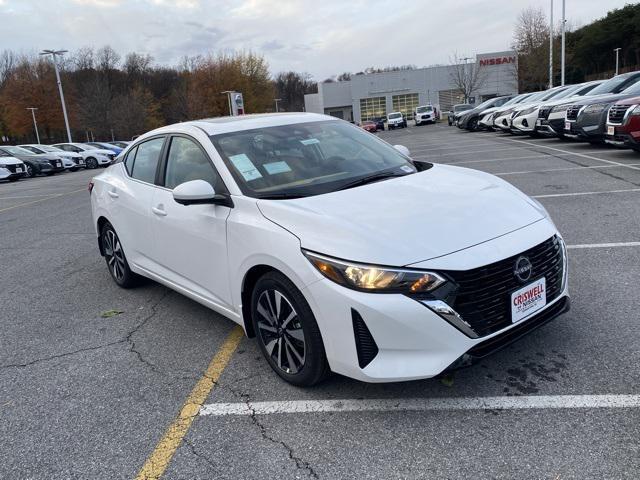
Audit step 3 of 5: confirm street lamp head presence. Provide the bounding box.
[40,49,68,56]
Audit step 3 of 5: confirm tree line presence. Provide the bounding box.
[0,47,317,144]
[513,3,640,92]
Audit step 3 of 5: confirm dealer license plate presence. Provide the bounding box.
[16,167,22,172]
[565,121,571,131]
[607,125,615,136]
[511,277,546,324]
[536,119,542,126]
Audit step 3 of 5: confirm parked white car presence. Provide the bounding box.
[90,113,569,386]
[20,144,86,171]
[414,105,435,126]
[53,143,115,169]
[386,112,407,129]
[0,154,27,181]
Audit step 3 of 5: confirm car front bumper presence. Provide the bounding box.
[512,111,538,132]
[303,222,569,383]
[415,115,434,124]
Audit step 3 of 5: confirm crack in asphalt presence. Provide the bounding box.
[0,289,171,371]
[224,386,320,479]
[183,438,219,473]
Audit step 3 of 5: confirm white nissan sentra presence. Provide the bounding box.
[90,113,569,386]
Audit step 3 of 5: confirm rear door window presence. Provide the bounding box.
[129,137,164,184]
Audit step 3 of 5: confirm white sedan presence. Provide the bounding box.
[90,113,569,386]
[53,143,115,169]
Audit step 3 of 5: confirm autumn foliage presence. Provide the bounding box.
[0,47,275,144]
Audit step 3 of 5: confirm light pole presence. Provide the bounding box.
[40,49,72,142]
[614,48,622,75]
[560,0,566,85]
[274,98,282,112]
[549,0,554,88]
[26,107,40,144]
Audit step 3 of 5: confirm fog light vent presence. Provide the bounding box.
[351,309,378,369]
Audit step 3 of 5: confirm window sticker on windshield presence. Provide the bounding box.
[229,153,263,181]
[400,165,414,173]
[300,138,320,146]
[263,161,292,175]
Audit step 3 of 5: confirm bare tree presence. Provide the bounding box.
[448,53,487,103]
[512,7,550,91]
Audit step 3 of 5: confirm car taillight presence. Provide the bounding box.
[88,181,94,194]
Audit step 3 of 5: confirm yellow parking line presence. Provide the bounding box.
[135,325,244,480]
[0,187,87,213]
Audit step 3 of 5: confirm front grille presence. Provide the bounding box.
[442,236,564,337]
[352,309,378,369]
[608,105,631,124]
[4,164,18,173]
[566,105,581,121]
[538,107,552,119]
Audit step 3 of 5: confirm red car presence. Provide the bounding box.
[360,120,377,133]
[605,96,640,152]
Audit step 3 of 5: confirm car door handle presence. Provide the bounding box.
[107,190,119,198]
[152,206,167,217]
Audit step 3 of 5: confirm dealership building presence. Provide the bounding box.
[304,51,518,123]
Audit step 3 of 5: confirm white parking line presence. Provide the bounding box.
[427,146,525,157]
[567,242,640,249]
[498,137,640,171]
[496,163,640,176]
[532,188,640,198]
[440,153,573,166]
[200,394,640,417]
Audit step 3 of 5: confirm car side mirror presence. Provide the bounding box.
[172,180,233,207]
[393,145,410,157]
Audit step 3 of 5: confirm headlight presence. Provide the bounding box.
[582,103,609,114]
[518,107,537,116]
[551,104,571,113]
[631,105,640,116]
[0,164,7,168]
[303,250,446,293]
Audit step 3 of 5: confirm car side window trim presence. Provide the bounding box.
[157,133,229,195]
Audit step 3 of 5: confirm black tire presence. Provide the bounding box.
[100,222,140,288]
[448,120,453,126]
[26,164,36,177]
[8,177,20,182]
[468,118,478,131]
[46,172,55,176]
[251,271,329,387]
[70,167,78,172]
[86,157,99,169]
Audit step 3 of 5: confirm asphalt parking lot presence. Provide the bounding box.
[1,124,640,480]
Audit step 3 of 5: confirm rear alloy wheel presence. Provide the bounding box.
[101,223,139,288]
[86,157,99,169]
[26,164,35,177]
[252,272,329,386]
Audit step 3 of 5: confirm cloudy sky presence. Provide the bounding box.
[0,0,630,79]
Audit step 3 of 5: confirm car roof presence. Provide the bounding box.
[155,112,333,136]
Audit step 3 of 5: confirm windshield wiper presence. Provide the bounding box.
[337,171,408,191]
[256,193,306,200]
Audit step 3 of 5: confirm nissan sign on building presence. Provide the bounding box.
[304,50,518,124]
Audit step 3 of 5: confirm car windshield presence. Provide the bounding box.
[38,145,63,152]
[454,105,472,112]
[210,120,417,198]
[388,113,401,119]
[620,79,640,95]
[21,146,43,154]
[2,146,32,155]
[416,106,432,113]
[589,74,639,95]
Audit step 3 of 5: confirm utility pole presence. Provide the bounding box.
[549,0,554,88]
[274,98,282,112]
[614,48,622,75]
[40,49,72,142]
[561,0,566,85]
[26,107,40,144]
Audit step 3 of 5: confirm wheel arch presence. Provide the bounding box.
[240,264,283,338]
[96,216,110,256]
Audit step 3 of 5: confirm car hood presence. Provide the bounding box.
[567,92,634,107]
[9,153,52,163]
[257,164,546,266]
[0,156,24,165]
[86,149,114,155]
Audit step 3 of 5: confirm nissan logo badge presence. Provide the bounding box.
[514,256,533,283]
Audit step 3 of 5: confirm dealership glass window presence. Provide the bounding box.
[359,97,386,121]
[392,93,419,120]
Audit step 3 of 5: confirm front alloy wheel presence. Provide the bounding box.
[86,157,98,169]
[251,272,329,386]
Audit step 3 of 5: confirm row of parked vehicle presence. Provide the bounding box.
[359,105,439,132]
[450,70,640,152]
[0,141,131,182]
